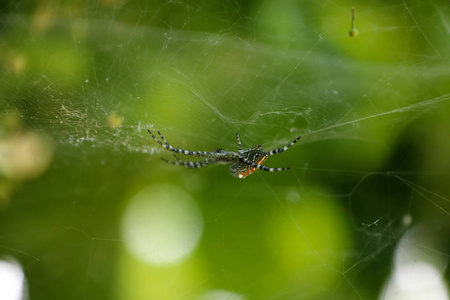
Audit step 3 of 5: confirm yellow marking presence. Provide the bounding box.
[238,156,268,179]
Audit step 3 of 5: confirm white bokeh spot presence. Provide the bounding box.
[0,258,27,300]
[380,224,449,300]
[121,184,204,266]
[198,289,247,300]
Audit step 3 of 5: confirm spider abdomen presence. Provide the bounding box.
[229,148,269,178]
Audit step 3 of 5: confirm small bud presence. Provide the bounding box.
[349,7,358,37]
[349,27,359,37]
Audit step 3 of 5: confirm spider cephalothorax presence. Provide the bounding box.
[148,129,301,178]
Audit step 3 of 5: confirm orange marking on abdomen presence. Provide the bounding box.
[238,156,268,178]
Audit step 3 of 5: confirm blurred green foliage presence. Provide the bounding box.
[0,0,449,299]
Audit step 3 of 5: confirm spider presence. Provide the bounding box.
[147,129,301,178]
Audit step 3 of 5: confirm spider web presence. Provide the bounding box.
[0,0,449,299]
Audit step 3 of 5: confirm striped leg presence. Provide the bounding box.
[147,129,213,158]
[148,129,168,148]
[161,157,216,169]
[267,136,301,156]
[241,157,291,172]
[155,130,171,147]
[235,132,242,150]
[171,153,182,162]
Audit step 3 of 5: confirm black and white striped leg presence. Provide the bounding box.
[147,129,213,158]
[171,153,182,162]
[148,129,169,149]
[241,157,291,172]
[267,136,302,156]
[161,157,216,169]
[235,132,242,150]
[157,130,171,147]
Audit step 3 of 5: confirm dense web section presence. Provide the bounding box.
[0,1,449,299]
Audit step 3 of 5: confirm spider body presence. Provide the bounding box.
[229,145,268,178]
[148,129,301,178]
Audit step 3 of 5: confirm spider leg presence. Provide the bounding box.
[148,129,168,149]
[158,132,171,148]
[171,153,182,162]
[267,136,301,156]
[161,157,217,169]
[235,132,242,151]
[257,165,290,172]
[147,129,214,158]
[156,130,171,147]
[161,136,183,162]
[241,157,290,172]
